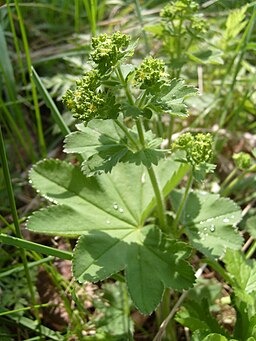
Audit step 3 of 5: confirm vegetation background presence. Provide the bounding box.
[0,0,255,340]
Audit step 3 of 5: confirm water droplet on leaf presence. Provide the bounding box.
[210,225,215,232]
[113,203,118,210]
[119,208,124,213]
[223,218,229,223]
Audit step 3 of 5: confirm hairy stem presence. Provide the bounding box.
[115,67,167,232]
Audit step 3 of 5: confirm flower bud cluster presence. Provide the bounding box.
[160,0,199,20]
[90,32,131,73]
[134,56,166,89]
[63,32,133,122]
[173,132,213,166]
[62,69,119,122]
[190,16,209,34]
[233,152,251,170]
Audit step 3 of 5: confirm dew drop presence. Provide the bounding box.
[113,203,118,210]
[119,208,124,213]
[203,227,207,231]
[106,220,110,224]
[201,237,205,241]
[210,225,215,232]
[141,172,146,184]
[223,218,229,223]
[231,215,235,219]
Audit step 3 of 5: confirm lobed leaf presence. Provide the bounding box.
[149,79,198,117]
[64,119,165,176]
[170,190,243,258]
[224,249,256,307]
[73,226,194,314]
[27,158,191,314]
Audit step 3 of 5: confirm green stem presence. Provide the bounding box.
[0,125,40,322]
[173,170,193,234]
[114,119,139,151]
[167,116,174,149]
[116,66,134,105]
[134,0,150,53]
[115,67,167,232]
[135,119,145,147]
[147,166,167,232]
[220,168,237,192]
[245,240,256,259]
[221,164,256,197]
[156,289,176,341]
[121,281,130,336]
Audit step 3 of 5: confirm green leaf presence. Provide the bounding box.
[246,216,256,238]
[74,226,194,314]
[175,298,228,336]
[90,281,134,339]
[64,119,125,156]
[64,119,165,176]
[150,79,198,117]
[170,190,243,258]
[223,5,248,42]
[224,249,256,304]
[27,158,192,314]
[187,49,224,65]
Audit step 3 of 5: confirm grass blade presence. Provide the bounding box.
[0,233,72,260]
[0,125,39,320]
[12,0,47,157]
[32,67,71,136]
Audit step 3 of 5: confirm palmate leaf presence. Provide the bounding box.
[64,119,165,176]
[149,79,198,117]
[170,190,243,259]
[27,158,193,314]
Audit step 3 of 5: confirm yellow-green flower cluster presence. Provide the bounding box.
[233,152,251,170]
[90,32,131,73]
[62,69,119,122]
[173,132,213,165]
[160,0,198,20]
[190,16,209,34]
[134,56,166,89]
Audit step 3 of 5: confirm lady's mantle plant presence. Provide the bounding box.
[27,32,243,315]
